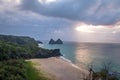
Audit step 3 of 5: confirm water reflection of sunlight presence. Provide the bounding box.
[75,48,93,68]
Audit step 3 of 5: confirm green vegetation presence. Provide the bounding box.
[0,59,50,80]
[92,70,119,80]
[0,59,27,80]
[0,35,40,54]
[85,62,120,80]
[0,35,38,46]
[26,61,50,80]
[0,41,26,60]
[0,35,61,59]
[0,34,54,80]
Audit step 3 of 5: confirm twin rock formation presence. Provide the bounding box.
[49,38,63,44]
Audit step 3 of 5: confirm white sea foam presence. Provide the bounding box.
[38,44,44,47]
[60,56,85,71]
[60,56,72,63]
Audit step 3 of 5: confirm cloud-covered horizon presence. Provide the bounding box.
[0,0,120,43]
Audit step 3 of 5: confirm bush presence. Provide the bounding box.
[0,59,51,80]
[0,59,27,80]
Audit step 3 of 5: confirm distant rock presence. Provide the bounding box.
[56,39,63,44]
[49,38,63,44]
[49,39,56,44]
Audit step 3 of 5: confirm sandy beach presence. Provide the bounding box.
[30,57,89,80]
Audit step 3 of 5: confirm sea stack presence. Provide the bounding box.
[56,38,63,44]
[49,39,56,44]
[49,38,63,44]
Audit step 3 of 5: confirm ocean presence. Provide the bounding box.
[41,41,120,73]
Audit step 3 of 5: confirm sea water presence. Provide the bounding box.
[41,41,120,72]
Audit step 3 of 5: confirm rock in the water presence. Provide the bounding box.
[49,38,63,44]
[49,39,56,44]
[56,39,63,44]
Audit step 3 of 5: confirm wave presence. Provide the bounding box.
[38,44,44,47]
[60,56,72,63]
[60,56,86,71]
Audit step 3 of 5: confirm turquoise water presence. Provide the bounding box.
[41,42,120,72]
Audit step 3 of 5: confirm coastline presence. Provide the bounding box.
[60,56,87,71]
[30,57,89,80]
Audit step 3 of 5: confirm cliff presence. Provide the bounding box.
[34,49,62,58]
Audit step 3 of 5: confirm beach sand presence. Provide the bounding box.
[30,57,89,80]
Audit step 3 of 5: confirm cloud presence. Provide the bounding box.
[19,0,120,25]
[75,23,120,34]
[74,23,120,43]
[1,0,120,42]
[0,0,74,40]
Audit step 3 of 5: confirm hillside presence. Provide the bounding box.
[0,34,61,80]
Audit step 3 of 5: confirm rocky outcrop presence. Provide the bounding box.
[56,39,63,44]
[49,39,56,44]
[33,49,62,58]
[49,38,63,44]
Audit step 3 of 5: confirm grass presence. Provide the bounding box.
[26,61,51,80]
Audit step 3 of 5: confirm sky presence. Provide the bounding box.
[0,0,120,43]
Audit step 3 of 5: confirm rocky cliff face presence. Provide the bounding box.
[33,49,62,58]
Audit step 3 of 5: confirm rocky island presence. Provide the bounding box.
[49,38,63,44]
[49,39,56,44]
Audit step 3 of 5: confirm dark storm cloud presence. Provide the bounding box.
[20,0,120,25]
[0,1,74,41]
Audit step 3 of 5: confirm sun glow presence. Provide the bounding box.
[75,24,95,33]
[75,23,120,34]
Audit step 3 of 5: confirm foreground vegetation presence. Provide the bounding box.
[84,62,120,80]
[0,34,57,80]
[26,61,51,80]
[0,59,50,80]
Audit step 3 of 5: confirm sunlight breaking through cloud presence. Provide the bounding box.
[75,23,120,34]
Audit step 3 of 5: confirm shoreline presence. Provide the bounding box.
[30,57,89,80]
[39,43,87,71]
[59,56,87,71]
